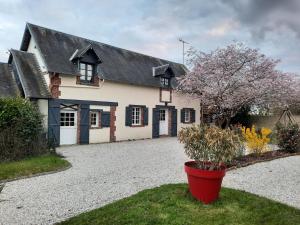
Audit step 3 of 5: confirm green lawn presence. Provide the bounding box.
[59,184,300,225]
[0,154,70,181]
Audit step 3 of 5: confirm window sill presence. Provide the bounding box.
[130,124,145,127]
[78,81,99,87]
[90,126,102,129]
[183,121,193,124]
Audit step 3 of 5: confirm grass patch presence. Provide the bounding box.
[59,184,300,225]
[0,154,70,181]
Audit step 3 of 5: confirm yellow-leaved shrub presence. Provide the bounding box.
[241,125,272,155]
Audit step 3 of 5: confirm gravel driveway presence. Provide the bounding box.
[0,137,299,225]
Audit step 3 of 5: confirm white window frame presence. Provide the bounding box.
[132,107,142,126]
[90,111,99,128]
[80,62,94,82]
[184,109,191,123]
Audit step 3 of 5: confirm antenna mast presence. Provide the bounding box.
[179,38,189,65]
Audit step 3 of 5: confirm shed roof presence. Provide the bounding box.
[0,62,20,97]
[10,49,50,99]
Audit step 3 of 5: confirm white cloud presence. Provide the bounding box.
[206,20,239,37]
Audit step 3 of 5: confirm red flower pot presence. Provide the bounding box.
[184,161,226,204]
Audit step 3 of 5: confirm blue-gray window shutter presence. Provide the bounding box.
[171,108,177,136]
[125,106,132,126]
[152,108,160,138]
[48,99,60,146]
[191,109,196,123]
[101,111,110,127]
[180,109,185,123]
[80,104,90,144]
[143,107,148,126]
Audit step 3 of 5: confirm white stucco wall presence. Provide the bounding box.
[89,105,110,143]
[27,36,50,86]
[59,76,200,143]
[37,99,48,131]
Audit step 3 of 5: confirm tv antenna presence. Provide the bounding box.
[179,38,189,65]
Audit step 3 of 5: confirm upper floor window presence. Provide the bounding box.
[132,107,142,125]
[80,62,93,82]
[160,77,170,87]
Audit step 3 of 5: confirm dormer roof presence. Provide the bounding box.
[69,43,102,63]
[152,64,174,77]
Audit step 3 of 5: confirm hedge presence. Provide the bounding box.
[0,98,50,161]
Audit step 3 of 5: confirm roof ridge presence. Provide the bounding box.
[26,23,184,66]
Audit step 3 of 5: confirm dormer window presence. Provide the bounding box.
[70,43,102,86]
[80,62,94,82]
[160,77,170,87]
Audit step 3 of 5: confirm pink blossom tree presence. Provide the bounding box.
[177,42,298,127]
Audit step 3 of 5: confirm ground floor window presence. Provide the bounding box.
[184,109,191,123]
[90,111,99,128]
[132,107,142,125]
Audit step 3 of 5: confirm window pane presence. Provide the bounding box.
[80,63,86,69]
[87,64,92,70]
[80,69,86,76]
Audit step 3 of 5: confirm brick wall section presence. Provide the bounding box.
[110,106,116,142]
[49,73,61,98]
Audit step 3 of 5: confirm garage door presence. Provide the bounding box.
[60,110,77,145]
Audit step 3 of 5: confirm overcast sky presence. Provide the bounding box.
[0,0,299,73]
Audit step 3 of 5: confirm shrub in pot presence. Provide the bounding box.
[178,125,242,204]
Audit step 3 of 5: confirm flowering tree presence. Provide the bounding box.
[177,43,298,127]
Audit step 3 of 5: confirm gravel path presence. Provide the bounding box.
[223,156,300,208]
[0,138,299,225]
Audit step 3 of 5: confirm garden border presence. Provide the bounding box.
[0,163,72,184]
[226,152,300,171]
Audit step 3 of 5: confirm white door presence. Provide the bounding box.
[159,109,168,135]
[60,110,77,145]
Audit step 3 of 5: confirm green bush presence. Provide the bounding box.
[0,97,50,161]
[275,123,300,153]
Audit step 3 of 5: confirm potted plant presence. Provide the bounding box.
[178,125,242,204]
